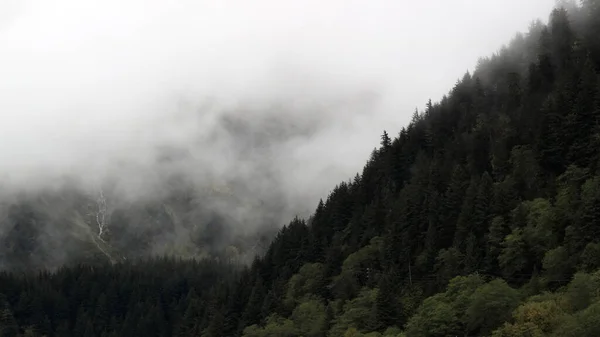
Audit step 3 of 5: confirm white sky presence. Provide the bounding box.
[0,0,555,210]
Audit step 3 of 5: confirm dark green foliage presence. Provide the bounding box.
[0,295,19,337]
[0,258,235,337]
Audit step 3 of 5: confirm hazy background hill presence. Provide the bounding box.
[0,0,553,272]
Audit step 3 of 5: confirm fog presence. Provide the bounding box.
[0,0,555,228]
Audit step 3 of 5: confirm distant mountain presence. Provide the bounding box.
[0,174,279,271]
[0,101,322,270]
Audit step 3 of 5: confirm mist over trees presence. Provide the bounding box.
[2,0,600,336]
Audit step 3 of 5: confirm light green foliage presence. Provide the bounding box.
[405,275,485,336]
[406,275,520,336]
[328,288,378,337]
[466,279,520,335]
[291,298,328,337]
[285,263,326,309]
[243,297,328,337]
[397,286,424,321]
[490,293,567,335]
[434,248,463,286]
[563,175,600,252]
[492,322,544,337]
[332,238,383,299]
[578,176,600,238]
[489,271,600,336]
[552,302,600,337]
[364,332,383,337]
[499,228,528,276]
[511,299,566,333]
[342,331,385,337]
[521,199,558,257]
[565,272,600,312]
[542,245,571,280]
[242,314,297,337]
[519,274,544,298]
[343,327,363,337]
[342,237,383,272]
[444,275,486,314]
[382,327,404,337]
[580,176,600,205]
[525,291,566,306]
[580,242,600,272]
[405,295,460,337]
[328,299,345,318]
[500,198,559,277]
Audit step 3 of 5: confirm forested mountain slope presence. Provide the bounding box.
[1,1,600,336]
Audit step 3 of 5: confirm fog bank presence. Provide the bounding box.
[0,0,555,221]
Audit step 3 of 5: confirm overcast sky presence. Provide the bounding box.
[0,0,555,211]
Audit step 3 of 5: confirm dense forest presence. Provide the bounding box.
[2,0,600,336]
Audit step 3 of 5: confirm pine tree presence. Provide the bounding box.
[373,269,403,330]
[549,7,575,71]
[380,130,391,150]
[438,165,469,249]
[538,96,565,173]
[574,176,600,250]
[240,277,267,328]
[473,172,494,238]
[485,216,509,273]
[582,0,600,64]
[174,290,202,337]
[453,177,479,252]
[568,56,599,166]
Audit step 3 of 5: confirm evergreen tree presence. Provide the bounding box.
[373,269,403,330]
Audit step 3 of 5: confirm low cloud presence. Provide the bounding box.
[0,0,556,264]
